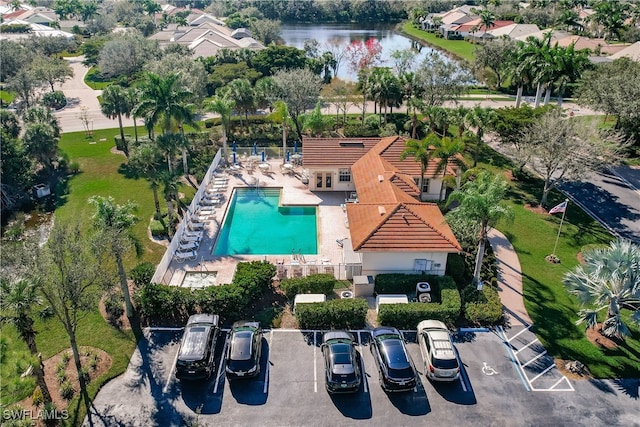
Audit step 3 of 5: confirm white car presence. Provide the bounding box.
[417,320,460,382]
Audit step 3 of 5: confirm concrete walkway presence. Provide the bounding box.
[487,228,532,328]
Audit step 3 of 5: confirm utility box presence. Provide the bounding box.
[33,184,51,198]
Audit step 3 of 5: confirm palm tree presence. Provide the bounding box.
[432,136,465,201]
[465,106,496,167]
[23,123,58,173]
[100,84,131,156]
[447,171,514,287]
[205,94,235,165]
[478,9,496,37]
[222,78,255,126]
[156,133,182,174]
[125,87,141,144]
[400,135,436,201]
[128,143,163,217]
[133,72,194,139]
[551,43,590,107]
[270,100,293,165]
[88,196,139,318]
[160,170,181,237]
[0,278,53,404]
[518,33,554,108]
[22,106,60,138]
[563,239,640,340]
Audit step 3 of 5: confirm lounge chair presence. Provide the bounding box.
[189,222,205,230]
[197,208,216,216]
[183,230,203,238]
[180,235,201,243]
[178,241,199,252]
[174,251,197,262]
[190,214,211,222]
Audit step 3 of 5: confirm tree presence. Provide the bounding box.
[205,94,235,164]
[31,56,73,92]
[22,106,61,138]
[431,136,465,201]
[250,18,281,45]
[272,68,323,140]
[519,109,623,206]
[400,136,435,201]
[39,223,106,413]
[478,9,496,34]
[517,33,554,108]
[269,100,294,164]
[144,53,208,103]
[589,0,630,41]
[98,31,160,79]
[221,78,255,125]
[0,278,53,404]
[415,51,470,109]
[550,43,590,107]
[160,170,181,237]
[345,38,383,121]
[128,142,163,217]
[563,239,640,340]
[6,68,44,109]
[22,124,58,173]
[322,78,357,125]
[447,171,513,287]
[251,45,308,76]
[465,106,496,167]
[473,37,517,90]
[88,196,139,318]
[100,84,131,156]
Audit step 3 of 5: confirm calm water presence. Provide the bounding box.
[280,22,445,81]
[213,188,318,255]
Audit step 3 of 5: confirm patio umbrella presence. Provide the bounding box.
[232,151,237,164]
[294,141,298,153]
[261,150,265,162]
[232,141,237,152]
[286,151,290,162]
[253,142,258,155]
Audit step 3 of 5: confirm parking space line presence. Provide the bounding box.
[522,350,547,367]
[213,334,229,394]
[514,337,539,355]
[264,330,272,394]
[147,327,184,331]
[507,325,531,343]
[529,363,555,383]
[313,332,318,393]
[163,345,180,393]
[497,326,532,392]
[357,331,368,394]
[549,376,574,391]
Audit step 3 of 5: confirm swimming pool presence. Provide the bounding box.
[213,188,318,255]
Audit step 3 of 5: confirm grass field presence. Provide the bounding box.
[400,22,477,63]
[84,67,113,90]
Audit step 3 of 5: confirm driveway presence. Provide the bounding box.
[83,328,640,427]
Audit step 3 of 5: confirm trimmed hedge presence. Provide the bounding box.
[130,262,155,287]
[135,261,276,324]
[377,275,461,329]
[461,284,503,325]
[295,299,368,330]
[375,273,453,298]
[280,274,336,300]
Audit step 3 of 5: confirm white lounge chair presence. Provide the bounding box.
[178,241,199,252]
[189,222,205,230]
[197,207,216,216]
[174,251,197,262]
[183,230,203,238]
[180,234,201,243]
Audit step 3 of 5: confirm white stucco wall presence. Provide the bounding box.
[307,168,355,192]
[360,251,450,276]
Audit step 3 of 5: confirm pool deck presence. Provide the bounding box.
[168,159,350,287]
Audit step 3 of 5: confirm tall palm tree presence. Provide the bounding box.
[88,196,139,318]
[100,84,131,156]
[205,94,235,165]
[270,100,293,165]
[156,133,182,174]
[0,278,53,404]
[125,87,141,144]
[563,239,640,340]
[222,78,255,126]
[465,106,496,167]
[478,9,496,37]
[519,33,554,108]
[128,143,163,217]
[447,171,514,286]
[432,136,466,201]
[133,72,194,139]
[551,43,590,107]
[400,135,436,201]
[160,170,181,237]
[22,106,60,138]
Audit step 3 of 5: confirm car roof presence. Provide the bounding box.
[179,325,211,360]
[372,327,401,339]
[324,330,353,343]
[380,339,410,370]
[422,328,457,361]
[187,314,219,326]
[232,320,260,330]
[230,330,254,361]
[417,319,448,331]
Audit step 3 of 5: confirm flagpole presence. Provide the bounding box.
[551,199,568,256]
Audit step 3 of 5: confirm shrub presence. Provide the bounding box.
[56,370,67,384]
[56,361,67,374]
[61,352,71,364]
[461,284,503,325]
[295,299,368,329]
[80,367,91,384]
[68,160,80,174]
[150,219,167,238]
[42,402,61,427]
[32,386,44,407]
[130,262,156,287]
[89,353,100,371]
[59,381,74,400]
[280,274,336,300]
[375,273,453,296]
[104,292,124,320]
[42,91,67,110]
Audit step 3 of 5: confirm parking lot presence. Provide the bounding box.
[85,328,640,427]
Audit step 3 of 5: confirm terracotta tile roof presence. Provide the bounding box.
[302,138,381,168]
[347,203,461,252]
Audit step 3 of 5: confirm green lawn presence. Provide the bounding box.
[473,146,640,378]
[1,89,15,105]
[84,67,113,90]
[400,22,476,63]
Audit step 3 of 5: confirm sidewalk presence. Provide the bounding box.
[487,228,532,328]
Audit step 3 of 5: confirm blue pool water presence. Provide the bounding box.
[213,188,318,255]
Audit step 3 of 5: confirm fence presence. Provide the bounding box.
[151,149,223,285]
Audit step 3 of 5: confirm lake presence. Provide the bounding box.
[280,22,449,81]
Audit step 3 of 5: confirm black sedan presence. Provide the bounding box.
[321,331,361,393]
[370,327,416,392]
[225,321,262,379]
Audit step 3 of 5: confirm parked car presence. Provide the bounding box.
[321,331,361,393]
[370,327,416,392]
[225,320,262,379]
[417,320,460,382]
[175,314,220,380]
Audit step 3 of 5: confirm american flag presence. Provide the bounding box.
[549,201,567,215]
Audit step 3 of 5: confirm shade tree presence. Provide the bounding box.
[272,68,323,140]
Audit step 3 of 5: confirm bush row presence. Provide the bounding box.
[280,274,336,300]
[461,284,503,325]
[295,299,368,330]
[134,261,276,325]
[375,273,452,297]
[377,276,461,328]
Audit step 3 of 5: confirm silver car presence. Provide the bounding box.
[417,320,460,382]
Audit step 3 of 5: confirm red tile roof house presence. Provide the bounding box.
[303,137,462,277]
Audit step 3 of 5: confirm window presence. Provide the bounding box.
[325,173,332,188]
[316,174,323,189]
[339,169,351,182]
[414,178,430,193]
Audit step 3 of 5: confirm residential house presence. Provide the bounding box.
[303,136,462,277]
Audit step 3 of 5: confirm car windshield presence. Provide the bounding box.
[433,357,459,370]
[230,331,253,361]
[381,339,410,370]
[179,326,209,360]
